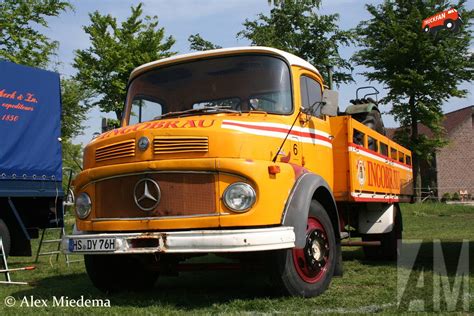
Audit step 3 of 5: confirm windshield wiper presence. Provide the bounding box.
[154,106,240,120]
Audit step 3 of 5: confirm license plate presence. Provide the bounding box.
[68,238,116,252]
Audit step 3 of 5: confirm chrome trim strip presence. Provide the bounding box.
[92,213,219,221]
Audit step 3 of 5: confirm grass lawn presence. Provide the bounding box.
[0,203,472,314]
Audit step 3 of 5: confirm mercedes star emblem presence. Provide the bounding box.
[137,136,149,151]
[133,178,161,211]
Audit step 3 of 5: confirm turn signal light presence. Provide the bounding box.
[268,165,281,175]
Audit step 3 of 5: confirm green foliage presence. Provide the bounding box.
[238,0,354,84]
[452,191,461,201]
[61,78,92,140]
[74,3,175,121]
[353,0,474,196]
[0,0,71,68]
[61,139,83,189]
[441,192,451,202]
[267,0,321,6]
[105,118,121,130]
[188,34,222,51]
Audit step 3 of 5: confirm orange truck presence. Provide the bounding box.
[62,47,413,297]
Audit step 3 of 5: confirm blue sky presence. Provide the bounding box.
[43,0,473,144]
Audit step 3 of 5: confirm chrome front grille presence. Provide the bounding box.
[95,172,217,218]
[95,140,135,162]
[153,136,208,154]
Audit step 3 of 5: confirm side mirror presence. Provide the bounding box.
[321,90,339,117]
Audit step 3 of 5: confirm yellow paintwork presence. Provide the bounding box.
[73,49,413,232]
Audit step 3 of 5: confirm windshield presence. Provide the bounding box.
[126,55,292,125]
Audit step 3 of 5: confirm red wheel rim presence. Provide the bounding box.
[292,217,330,283]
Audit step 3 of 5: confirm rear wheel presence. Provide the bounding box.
[85,254,159,293]
[270,201,336,297]
[0,219,11,257]
[362,204,402,261]
[445,19,455,30]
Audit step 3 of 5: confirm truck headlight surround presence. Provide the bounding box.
[75,193,92,219]
[223,182,256,212]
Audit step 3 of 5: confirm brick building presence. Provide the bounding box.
[432,106,474,197]
[387,105,474,198]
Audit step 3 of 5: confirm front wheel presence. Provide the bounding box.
[85,254,159,293]
[270,201,336,297]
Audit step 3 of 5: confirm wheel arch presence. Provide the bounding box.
[282,173,342,276]
[282,173,340,247]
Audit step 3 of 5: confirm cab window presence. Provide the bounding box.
[300,76,323,117]
[129,97,165,125]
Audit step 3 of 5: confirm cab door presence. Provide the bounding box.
[296,71,333,185]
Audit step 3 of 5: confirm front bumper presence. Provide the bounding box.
[62,226,295,254]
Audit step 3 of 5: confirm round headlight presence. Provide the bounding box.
[75,193,92,219]
[223,182,256,212]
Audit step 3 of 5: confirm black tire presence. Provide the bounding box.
[444,19,455,30]
[0,219,11,257]
[85,254,159,293]
[362,204,402,261]
[270,201,336,297]
[361,109,385,135]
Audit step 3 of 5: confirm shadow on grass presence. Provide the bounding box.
[343,241,474,276]
[9,268,279,310]
[8,240,472,310]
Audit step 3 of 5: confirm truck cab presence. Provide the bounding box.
[64,47,413,297]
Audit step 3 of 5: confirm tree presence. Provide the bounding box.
[353,0,473,199]
[238,0,354,84]
[61,79,92,140]
[0,0,71,68]
[188,33,222,51]
[62,139,83,190]
[74,3,175,121]
[267,0,321,6]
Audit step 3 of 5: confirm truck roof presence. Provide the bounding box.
[130,46,321,81]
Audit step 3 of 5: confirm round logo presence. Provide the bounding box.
[357,160,366,186]
[133,178,161,211]
[137,137,150,151]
